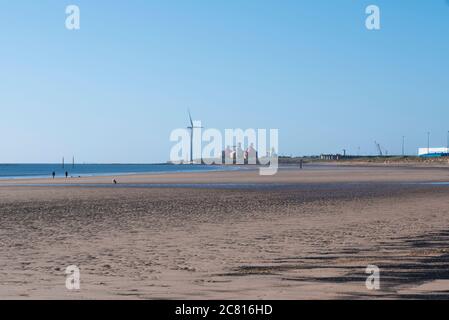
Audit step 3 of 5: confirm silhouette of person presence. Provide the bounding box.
[113,179,117,184]
[52,171,55,179]
[65,171,68,178]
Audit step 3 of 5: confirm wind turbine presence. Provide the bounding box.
[187,109,203,164]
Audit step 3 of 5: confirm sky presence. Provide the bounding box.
[0,0,448,163]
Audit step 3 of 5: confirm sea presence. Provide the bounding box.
[0,163,232,180]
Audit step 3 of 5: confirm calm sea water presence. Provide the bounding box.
[0,164,231,179]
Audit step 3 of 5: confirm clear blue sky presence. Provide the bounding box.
[1,0,448,163]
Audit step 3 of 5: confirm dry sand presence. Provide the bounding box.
[1,164,449,299]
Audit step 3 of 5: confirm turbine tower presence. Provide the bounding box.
[187,109,203,164]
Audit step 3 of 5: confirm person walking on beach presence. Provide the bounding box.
[52,171,55,179]
[65,171,68,178]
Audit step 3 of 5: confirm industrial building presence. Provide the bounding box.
[418,147,449,157]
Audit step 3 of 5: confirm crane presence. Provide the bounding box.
[374,141,383,156]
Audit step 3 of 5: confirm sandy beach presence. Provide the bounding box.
[1,163,449,299]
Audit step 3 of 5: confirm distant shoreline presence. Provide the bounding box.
[0,163,242,181]
[2,159,449,181]
[279,156,449,167]
[1,162,449,187]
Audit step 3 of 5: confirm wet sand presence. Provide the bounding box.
[1,164,449,299]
